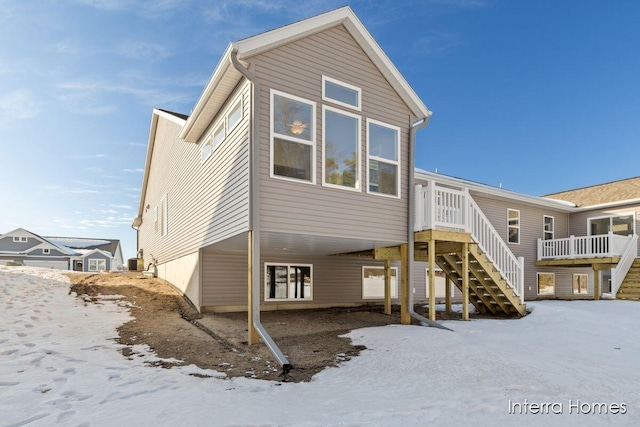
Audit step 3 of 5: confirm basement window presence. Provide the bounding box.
[265,263,312,300]
[537,272,555,296]
[362,266,397,299]
[573,273,588,295]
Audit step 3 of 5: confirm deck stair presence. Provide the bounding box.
[432,241,526,316]
[617,259,640,300]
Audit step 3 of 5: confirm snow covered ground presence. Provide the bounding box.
[1,267,638,426]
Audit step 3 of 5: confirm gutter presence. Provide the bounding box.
[408,114,452,331]
[230,49,292,374]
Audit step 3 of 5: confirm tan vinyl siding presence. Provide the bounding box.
[249,24,412,243]
[138,83,251,266]
[201,250,402,309]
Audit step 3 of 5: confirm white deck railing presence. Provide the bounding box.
[608,234,639,298]
[415,183,525,300]
[537,232,633,260]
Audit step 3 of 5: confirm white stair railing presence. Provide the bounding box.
[609,234,638,298]
[415,183,524,301]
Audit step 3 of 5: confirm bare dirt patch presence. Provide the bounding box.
[66,272,503,382]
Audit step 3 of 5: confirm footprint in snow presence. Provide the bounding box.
[57,411,76,423]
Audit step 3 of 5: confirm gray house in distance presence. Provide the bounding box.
[133,7,638,368]
[0,228,124,272]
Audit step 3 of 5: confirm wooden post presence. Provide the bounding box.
[400,243,411,325]
[247,231,259,344]
[384,259,392,315]
[462,242,470,321]
[593,267,601,301]
[428,237,436,322]
[445,277,452,314]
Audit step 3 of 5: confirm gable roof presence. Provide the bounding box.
[0,228,78,256]
[544,176,640,207]
[45,236,120,257]
[179,6,430,143]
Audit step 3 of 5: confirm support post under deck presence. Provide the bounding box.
[462,242,470,321]
[400,243,411,325]
[428,237,436,322]
[384,259,392,315]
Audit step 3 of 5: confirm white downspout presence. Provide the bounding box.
[408,114,451,331]
[230,49,291,374]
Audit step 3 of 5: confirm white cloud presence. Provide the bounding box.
[122,168,144,173]
[412,32,463,55]
[0,90,41,123]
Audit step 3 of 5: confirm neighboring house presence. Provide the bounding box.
[133,7,638,367]
[0,228,123,272]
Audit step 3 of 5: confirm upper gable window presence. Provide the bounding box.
[367,119,400,198]
[271,90,316,183]
[322,76,361,111]
[13,236,27,243]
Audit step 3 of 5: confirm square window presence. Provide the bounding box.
[43,248,50,254]
[573,273,588,295]
[362,266,398,299]
[89,259,106,271]
[537,272,555,295]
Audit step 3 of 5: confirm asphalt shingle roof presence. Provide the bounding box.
[544,176,640,207]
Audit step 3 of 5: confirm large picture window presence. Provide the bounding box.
[362,266,397,299]
[508,209,520,244]
[367,119,400,197]
[323,106,360,190]
[265,264,312,300]
[271,90,316,183]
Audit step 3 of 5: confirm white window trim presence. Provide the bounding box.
[269,89,317,185]
[88,258,106,272]
[322,75,361,111]
[587,211,637,236]
[362,265,398,300]
[366,118,401,199]
[321,104,361,192]
[13,236,20,242]
[543,215,554,240]
[160,194,168,237]
[536,272,555,296]
[264,263,314,301]
[226,96,243,134]
[507,208,520,245]
[43,248,50,254]
[14,236,28,242]
[573,273,589,295]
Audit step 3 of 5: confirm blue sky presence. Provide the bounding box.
[1,0,639,259]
